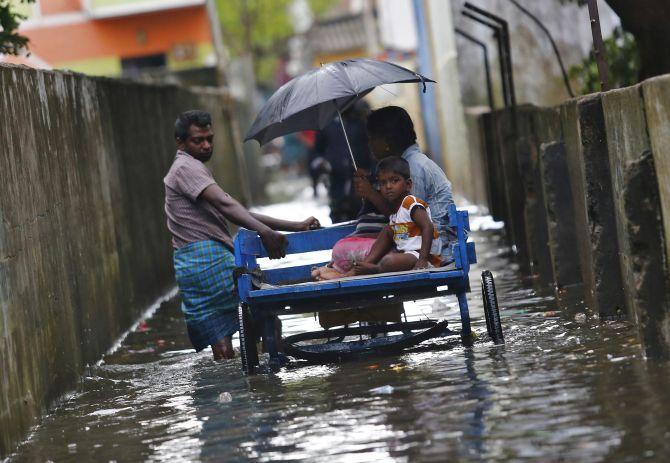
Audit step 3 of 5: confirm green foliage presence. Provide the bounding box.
[0,0,35,55]
[569,26,640,93]
[215,0,336,86]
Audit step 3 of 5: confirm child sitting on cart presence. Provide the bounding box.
[353,157,441,275]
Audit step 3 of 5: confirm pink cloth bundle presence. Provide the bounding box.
[331,236,377,272]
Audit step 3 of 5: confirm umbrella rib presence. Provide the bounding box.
[336,61,359,93]
[377,85,398,96]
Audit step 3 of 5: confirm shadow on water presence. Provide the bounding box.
[10,207,670,462]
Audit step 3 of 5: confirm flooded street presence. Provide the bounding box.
[10,192,670,462]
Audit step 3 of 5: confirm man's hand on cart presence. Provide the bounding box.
[299,217,321,231]
[260,229,288,259]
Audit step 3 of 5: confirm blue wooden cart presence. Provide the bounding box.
[234,205,503,374]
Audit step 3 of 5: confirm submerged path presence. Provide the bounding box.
[10,197,670,462]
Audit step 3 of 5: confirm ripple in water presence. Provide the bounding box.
[10,205,670,463]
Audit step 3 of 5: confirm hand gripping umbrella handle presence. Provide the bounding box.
[336,105,358,172]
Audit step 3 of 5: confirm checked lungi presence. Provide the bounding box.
[173,240,240,351]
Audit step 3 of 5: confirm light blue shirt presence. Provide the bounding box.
[402,144,454,257]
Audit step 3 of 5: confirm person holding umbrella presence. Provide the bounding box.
[313,106,455,280]
[314,100,373,223]
[164,110,319,360]
[354,106,455,262]
[244,59,451,279]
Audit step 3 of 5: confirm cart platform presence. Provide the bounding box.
[233,204,502,374]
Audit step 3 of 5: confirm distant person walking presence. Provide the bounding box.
[164,110,319,360]
[314,101,373,223]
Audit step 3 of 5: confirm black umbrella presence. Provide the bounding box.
[245,58,434,170]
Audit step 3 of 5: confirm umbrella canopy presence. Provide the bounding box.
[245,58,435,146]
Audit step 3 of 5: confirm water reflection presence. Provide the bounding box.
[10,208,670,463]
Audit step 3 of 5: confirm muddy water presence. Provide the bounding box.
[9,202,670,462]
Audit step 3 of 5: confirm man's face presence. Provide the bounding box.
[178,124,214,162]
[368,133,391,160]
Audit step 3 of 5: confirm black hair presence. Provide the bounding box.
[175,110,212,141]
[366,106,417,151]
[377,156,411,180]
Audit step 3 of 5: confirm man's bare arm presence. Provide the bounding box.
[250,212,319,232]
[200,184,287,259]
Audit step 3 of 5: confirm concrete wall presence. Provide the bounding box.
[643,75,670,282]
[461,107,490,206]
[452,0,619,108]
[0,64,247,457]
[562,94,626,319]
[474,72,670,357]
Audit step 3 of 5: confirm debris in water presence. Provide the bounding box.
[137,321,150,332]
[574,313,587,324]
[369,385,394,395]
[217,392,233,403]
[127,347,155,354]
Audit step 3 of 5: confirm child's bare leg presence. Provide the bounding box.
[362,227,394,264]
[353,228,396,275]
[378,252,418,273]
[353,261,381,275]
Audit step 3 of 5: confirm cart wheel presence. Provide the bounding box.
[239,304,259,374]
[481,271,504,344]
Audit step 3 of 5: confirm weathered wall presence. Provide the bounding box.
[643,75,670,281]
[480,111,507,222]
[461,107,490,206]
[539,141,582,294]
[560,98,595,307]
[0,64,247,457]
[474,72,670,356]
[523,107,560,286]
[563,95,626,319]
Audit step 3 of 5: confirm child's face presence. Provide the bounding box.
[368,133,392,159]
[378,169,412,204]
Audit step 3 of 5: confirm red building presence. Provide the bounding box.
[3,0,215,77]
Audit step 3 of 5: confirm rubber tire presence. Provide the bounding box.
[481,271,504,344]
[239,304,259,374]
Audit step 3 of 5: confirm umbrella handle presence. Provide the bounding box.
[336,105,358,172]
[417,73,427,93]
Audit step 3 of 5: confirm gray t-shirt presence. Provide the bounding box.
[164,151,234,250]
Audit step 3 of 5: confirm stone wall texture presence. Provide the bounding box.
[0,64,248,457]
[474,73,670,357]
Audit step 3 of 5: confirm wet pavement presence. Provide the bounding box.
[9,197,670,462]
